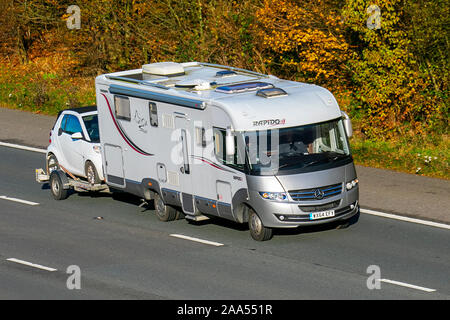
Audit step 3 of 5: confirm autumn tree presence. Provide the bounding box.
[254,0,350,85]
[343,0,447,138]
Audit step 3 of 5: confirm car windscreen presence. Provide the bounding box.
[82,114,100,143]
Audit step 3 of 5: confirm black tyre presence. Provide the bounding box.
[85,161,100,185]
[49,171,68,200]
[154,193,177,222]
[47,154,59,174]
[248,209,273,241]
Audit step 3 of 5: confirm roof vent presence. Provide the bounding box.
[215,70,237,78]
[142,62,185,77]
[215,82,274,94]
[256,87,287,98]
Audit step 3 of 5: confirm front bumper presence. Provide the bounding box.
[247,187,359,228]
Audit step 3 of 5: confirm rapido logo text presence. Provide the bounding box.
[252,119,286,127]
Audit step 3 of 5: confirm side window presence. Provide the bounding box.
[64,115,83,134]
[114,96,131,121]
[213,128,225,161]
[195,127,206,147]
[149,102,158,127]
[213,128,245,171]
[60,115,69,131]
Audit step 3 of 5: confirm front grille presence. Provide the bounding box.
[289,183,342,201]
[298,200,341,212]
[275,202,357,222]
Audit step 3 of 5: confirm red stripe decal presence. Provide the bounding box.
[101,93,153,156]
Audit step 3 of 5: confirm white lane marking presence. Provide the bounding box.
[360,208,450,230]
[0,141,46,154]
[380,278,436,293]
[6,258,57,272]
[170,234,224,247]
[0,195,39,206]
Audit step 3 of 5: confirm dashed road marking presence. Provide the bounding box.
[6,258,57,272]
[170,234,224,247]
[0,195,39,206]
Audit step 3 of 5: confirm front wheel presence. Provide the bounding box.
[154,193,178,222]
[248,209,273,241]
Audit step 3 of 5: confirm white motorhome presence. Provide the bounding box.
[95,62,359,241]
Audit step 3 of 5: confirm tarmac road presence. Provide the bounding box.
[0,146,449,300]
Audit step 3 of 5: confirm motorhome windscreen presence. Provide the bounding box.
[240,118,352,175]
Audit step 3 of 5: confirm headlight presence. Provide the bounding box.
[346,179,359,190]
[259,192,288,201]
[93,146,101,154]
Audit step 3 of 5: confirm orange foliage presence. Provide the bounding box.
[255,0,349,84]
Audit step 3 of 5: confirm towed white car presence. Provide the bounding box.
[46,106,104,185]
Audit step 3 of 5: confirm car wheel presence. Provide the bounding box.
[154,193,177,222]
[47,154,59,174]
[49,171,68,200]
[248,209,273,241]
[85,161,100,185]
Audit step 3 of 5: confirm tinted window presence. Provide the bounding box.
[149,102,158,127]
[115,96,131,121]
[213,128,245,172]
[60,115,69,131]
[64,115,83,134]
[82,114,100,143]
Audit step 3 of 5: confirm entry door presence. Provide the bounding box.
[175,116,194,214]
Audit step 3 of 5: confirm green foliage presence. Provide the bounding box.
[343,0,448,138]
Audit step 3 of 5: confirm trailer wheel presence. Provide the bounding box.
[248,209,273,241]
[49,171,68,200]
[85,161,100,185]
[154,193,177,222]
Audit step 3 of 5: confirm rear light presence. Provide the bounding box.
[49,131,52,144]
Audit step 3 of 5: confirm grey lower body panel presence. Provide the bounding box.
[247,187,359,228]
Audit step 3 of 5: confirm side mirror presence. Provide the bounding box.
[226,127,235,156]
[341,111,353,138]
[71,132,83,140]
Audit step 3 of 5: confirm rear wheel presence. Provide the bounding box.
[47,154,59,174]
[248,209,273,241]
[154,193,178,222]
[49,171,68,200]
[85,161,100,185]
